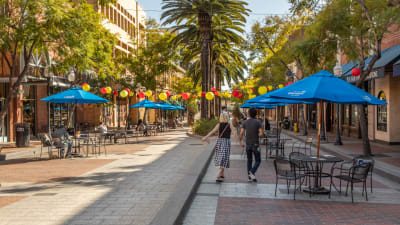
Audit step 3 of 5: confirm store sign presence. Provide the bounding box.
[345,67,385,83]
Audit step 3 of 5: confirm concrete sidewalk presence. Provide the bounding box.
[0,129,213,225]
[281,127,400,184]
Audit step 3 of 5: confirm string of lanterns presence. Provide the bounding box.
[80,82,296,102]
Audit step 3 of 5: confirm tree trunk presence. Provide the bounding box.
[358,105,371,155]
[198,12,212,119]
[300,104,308,136]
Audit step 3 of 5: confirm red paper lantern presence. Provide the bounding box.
[232,89,239,97]
[112,90,118,96]
[237,93,243,98]
[192,95,196,99]
[201,92,206,97]
[125,88,130,94]
[251,87,255,93]
[138,92,145,98]
[211,87,216,92]
[166,92,171,97]
[100,87,107,94]
[352,68,361,76]
[214,91,219,96]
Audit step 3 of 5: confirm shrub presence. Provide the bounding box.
[193,118,219,136]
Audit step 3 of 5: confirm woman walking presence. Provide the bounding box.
[202,112,244,182]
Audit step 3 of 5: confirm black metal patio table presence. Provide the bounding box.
[290,154,343,194]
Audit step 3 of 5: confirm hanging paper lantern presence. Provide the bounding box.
[181,92,189,100]
[149,96,154,101]
[246,88,253,95]
[100,87,107,94]
[171,95,177,100]
[113,90,118,96]
[138,92,145,98]
[249,94,257,99]
[129,91,134,97]
[258,86,267,95]
[224,92,231,98]
[205,92,214,100]
[352,68,361,76]
[120,90,128,98]
[192,95,196,99]
[214,91,219,96]
[106,86,112,94]
[278,84,284,89]
[159,92,167,101]
[125,88,131,95]
[145,90,152,97]
[251,87,255,93]
[82,83,90,92]
[201,92,206,98]
[166,92,171,97]
[211,87,216,92]
[232,89,239,97]
[237,93,243,98]
[267,85,273,91]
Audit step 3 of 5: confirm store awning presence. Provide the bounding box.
[343,44,400,83]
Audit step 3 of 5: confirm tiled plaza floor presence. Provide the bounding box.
[183,138,400,225]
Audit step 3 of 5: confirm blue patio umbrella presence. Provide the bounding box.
[129,99,161,109]
[157,101,179,110]
[41,87,109,104]
[268,70,386,105]
[246,89,313,104]
[239,103,276,109]
[41,87,110,138]
[269,70,387,157]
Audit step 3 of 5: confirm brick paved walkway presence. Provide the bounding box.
[0,129,207,225]
[183,138,400,225]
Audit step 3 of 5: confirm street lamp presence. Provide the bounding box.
[333,62,343,145]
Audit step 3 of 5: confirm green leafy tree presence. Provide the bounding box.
[296,0,400,155]
[125,19,180,91]
[161,0,250,119]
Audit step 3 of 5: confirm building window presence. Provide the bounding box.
[377,91,387,131]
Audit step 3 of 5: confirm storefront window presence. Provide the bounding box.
[351,104,358,126]
[377,91,387,131]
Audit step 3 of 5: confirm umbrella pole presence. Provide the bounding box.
[317,99,323,157]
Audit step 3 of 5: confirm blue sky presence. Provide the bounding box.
[136,0,291,33]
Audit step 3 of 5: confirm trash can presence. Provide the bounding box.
[15,123,30,147]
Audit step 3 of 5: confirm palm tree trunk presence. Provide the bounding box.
[198,12,212,119]
[300,104,308,136]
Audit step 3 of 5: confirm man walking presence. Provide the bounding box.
[240,108,263,182]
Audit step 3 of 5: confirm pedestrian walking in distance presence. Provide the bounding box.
[202,112,244,182]
[240,108,264,182]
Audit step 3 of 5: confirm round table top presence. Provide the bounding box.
[291,154,343,163]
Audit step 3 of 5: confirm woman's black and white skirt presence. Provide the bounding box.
[214,138,231,168]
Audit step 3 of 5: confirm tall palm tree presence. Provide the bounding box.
[161,0,249,119]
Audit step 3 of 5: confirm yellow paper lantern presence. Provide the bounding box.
[278,84,284,89]
[129,91,134,97]
[120,90,128,98]
[145,90,152,97]
[205,92,214,100]
[106,86,112,94]
[249,94,257,99]
[149,96,154,101]
[247,88,253,95]
[268,85,273,91]
[171,95,177,100]
[82,83,90,92]
[258,86,267,95]
[224,91,231,98]
[159,92,167,101]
